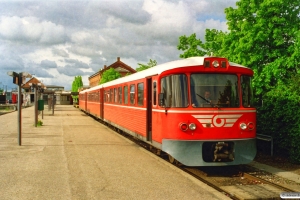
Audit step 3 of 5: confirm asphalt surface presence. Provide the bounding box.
[0,105,230,200]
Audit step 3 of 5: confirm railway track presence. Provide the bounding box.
[182,166,298,200]
[101,119,300,200]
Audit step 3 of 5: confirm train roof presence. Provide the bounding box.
[81,56,249,93]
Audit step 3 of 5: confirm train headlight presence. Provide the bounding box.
[189,123,196,130]
[239,123,247,130]
[212,60,219,68]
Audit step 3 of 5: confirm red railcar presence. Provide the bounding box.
[79,57,256,166]
[12,93,18,104]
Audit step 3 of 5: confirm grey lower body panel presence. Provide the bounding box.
[162,138,256,166]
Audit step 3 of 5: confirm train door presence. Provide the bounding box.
[100,88,104,119]
[146,78,152,141]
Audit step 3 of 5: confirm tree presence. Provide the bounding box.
[177,33,207,58]
[100,68,121,84]
[224,0,300,94]
[71,76,83,104]
[71,76,83,92]
[136,59,157,72]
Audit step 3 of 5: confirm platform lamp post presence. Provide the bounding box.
[29,83,43,127]
[7,71,32,146]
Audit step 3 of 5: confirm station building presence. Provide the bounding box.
[88,57,136,87]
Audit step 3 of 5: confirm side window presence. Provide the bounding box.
[161,74,188,107]
[130,84,135,105]
[153,82,157,106]
[114,88,117,103]
[118,87,122,104]
[105,90,109,102]
[124,85,128,104]
[137,83,144,106]
[241,75,254,107]
[110,89,113,103]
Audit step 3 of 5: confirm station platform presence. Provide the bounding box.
[0,105,229,200]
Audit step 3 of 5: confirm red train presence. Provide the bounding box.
[79,56,256,166]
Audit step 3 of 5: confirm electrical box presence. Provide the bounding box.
[38,100,44,111]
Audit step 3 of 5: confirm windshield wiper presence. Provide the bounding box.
[196,93,219,108]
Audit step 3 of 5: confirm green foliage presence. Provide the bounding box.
[177,33,207,58]
[257,74,300,163]
[136,59,157,72]
[35,119,43,127]
[71,76,83,103]
[71,76,83,92]
[224,0,300,94]
[100,68,121,84]
[224,0,300,163]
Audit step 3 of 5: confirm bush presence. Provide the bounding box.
[257,76,300,163]
[37,119,43,127]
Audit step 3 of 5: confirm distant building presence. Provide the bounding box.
[89,57,136,87]
[22,77,72,106]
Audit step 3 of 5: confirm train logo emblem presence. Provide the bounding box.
[192,114,242,128]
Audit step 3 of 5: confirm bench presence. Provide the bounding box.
[256,134,273,156]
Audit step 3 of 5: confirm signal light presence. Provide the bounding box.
[179,123,197,131]
[179,123,188,131]
[248,122,254,130]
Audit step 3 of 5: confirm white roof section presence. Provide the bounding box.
[81,56,248,93]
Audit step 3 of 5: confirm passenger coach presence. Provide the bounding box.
[79,56,256,166]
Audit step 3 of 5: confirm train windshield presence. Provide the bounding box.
[190,74,239,108]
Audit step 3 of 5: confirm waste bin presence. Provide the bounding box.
[38,100,44,111]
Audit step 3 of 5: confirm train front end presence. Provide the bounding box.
[157,57,256,166]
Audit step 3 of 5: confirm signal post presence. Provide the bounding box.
[7,71,32,146]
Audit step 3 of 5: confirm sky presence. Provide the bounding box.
[0,0,237,91]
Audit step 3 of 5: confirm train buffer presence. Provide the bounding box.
[256,134,273,156]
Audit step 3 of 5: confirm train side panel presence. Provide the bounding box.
[104,105,147,137]
[78,93,86,111]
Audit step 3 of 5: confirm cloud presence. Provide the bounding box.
[0,49,24,71]
[41,60,57,69]
[52,48,69,57]
[57,65,88,76]
[100,2,151,24]
[34,69,55,78]
[0,16,66,44]
[0,0,235,92]
[64,59,90,69]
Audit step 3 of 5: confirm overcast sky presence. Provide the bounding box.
[0,0,237,91]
